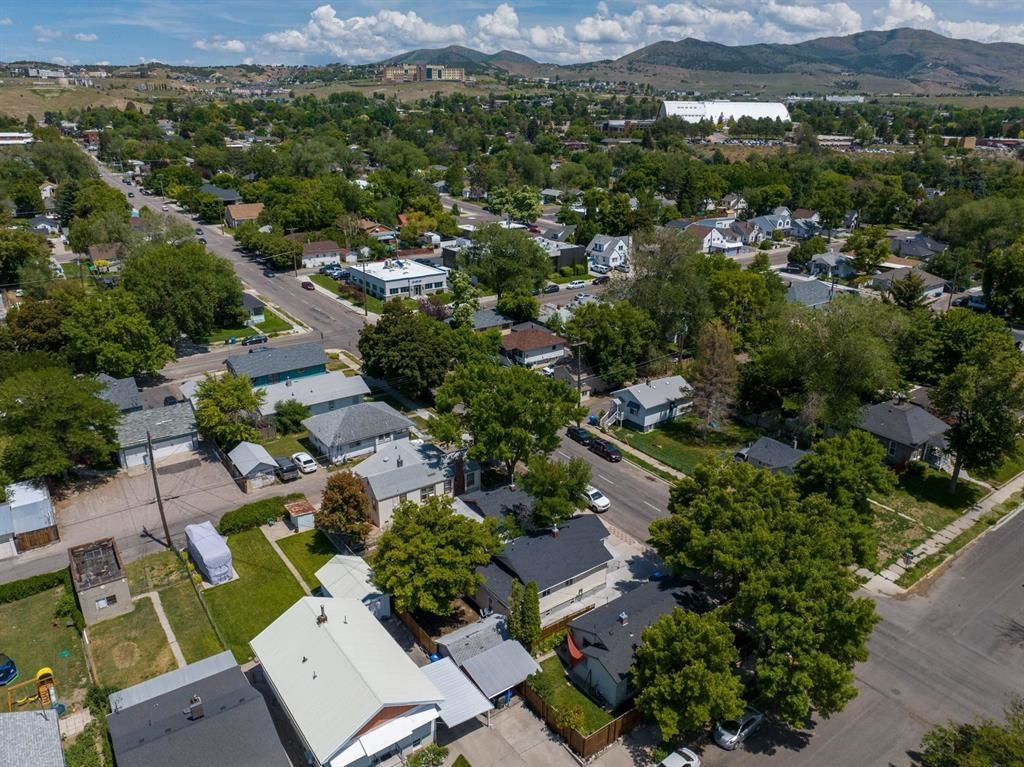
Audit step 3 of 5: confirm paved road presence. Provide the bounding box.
[697,506,1024,767]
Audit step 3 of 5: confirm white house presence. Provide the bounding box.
[241,294,265,327]
[354,441,480,529]
[316,555,391,619]
[610,375,693,432]
[347,259,447,300]
[585,234,631,269]
[302,240,345,269]
[250,598,444,767]
[303,402,414,464]
[257,372,370,418]
[870,267,947,302]
[685,224,742,253]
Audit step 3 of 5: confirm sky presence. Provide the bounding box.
[1,0,1023,67]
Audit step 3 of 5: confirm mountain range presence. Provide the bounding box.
[380,28,1024,93]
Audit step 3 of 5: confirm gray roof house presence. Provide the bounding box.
[257,371,369,418]
[224,342,328,387]
[461,640,540,701]
[741,436,808,474]
[241,293,265,326]
[0,481,59,555]
[567,580,714,709]
[858,400,949,468]
[870,267,947,300]
[199,183,241,204]
[107,651,290,767]
[97,374,142,413]
[435,614,510,667]
[469,308,514,333]
[785,279,834,308]
[0,710,66,767]
[458,486,533,521]
[585,235,631,268]
[610,375,693,432]
[303,402,414,465]
[114,401,199,471]
[227,441,277,485]
[475,515,613,623]
[355,440,480,528]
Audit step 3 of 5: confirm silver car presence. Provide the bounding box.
[712,707,763,750]
[659,748,701,767]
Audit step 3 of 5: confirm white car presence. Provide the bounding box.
[290,452,318,474]
[659,748,701,767]
[713,707,764,751]
[566,280,586,289]
[584,485,610,513]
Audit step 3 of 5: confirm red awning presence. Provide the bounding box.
[567,632,584,665]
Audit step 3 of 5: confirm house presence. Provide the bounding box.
[302,240,345,269]
[475,515,614,622]
[39,181,57,199]
[585,235,631,269]
[0,710,66,767]
[543,224,576,242]
[551,356,609,399]
[114,401,199,471]
[97,373,142,413]
[241,293,265,326]
[532,237,587,272]
[566,580,713,709]
[784,278,834,308]
[539,188,566,204]
[500,323,566,369]
[740,436,808,474]
[303,402,414,464]
[809,252,856,279]
[69,538,133,624]
[347,259,448,300]
[790,218,821,240]
[354,440,480,528]
[228,441,278,491]
[225,342,328,387]
[250,597,444,767]
[468,308,514,333]
[750,212,791,237]
[857,399,949,468]
[791,208,820,225]
[889,233,948,261]
[224,202,264,228]
[257,371,370,418]
[107,651,289,767]
[728,219,765,246]
[461,640,540,703]
[26,215,60,235]
[610,375,693,432]
[685,224,742,253]
[457,486,533,522]
[359,219,398,242]
[870,267,947,301]
[0,481,59,555]
[719,192,747,216]
[199,183,241,205]
[316,554,390,618]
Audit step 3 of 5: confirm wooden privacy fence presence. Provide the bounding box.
[539,603,594,641]
[397,611,438,655]
[517,682,643,760]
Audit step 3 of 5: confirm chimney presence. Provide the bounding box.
[316,605,328,626]
[186,694,204,720]
[618,611,629,626]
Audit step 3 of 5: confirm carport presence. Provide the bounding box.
[461,640,540,703]
[421,658,493,727]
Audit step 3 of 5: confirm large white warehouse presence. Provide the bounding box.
[658,100,791,124]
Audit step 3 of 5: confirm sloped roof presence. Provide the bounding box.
[257,372,369,417]
[241,293,265,312]
[249,598,443,765]
[421,658,493,728]
[303,402,413,449]
[458,486,533,520]
[745,437,808,471]
[199,183,240,202]
[225,342,328,380]
[354,441,472,501]
[302,240,341,256]
[500,327,566,353]
[613,375,691,410]
[315,555,385,605]
[785,279,833,307]
[461,640,540,699]
[227,441,276,477]
[97,373,141,412]
[115,401,197,449]
[225,202,264,221]
[470,308,513,331]
[858,401,949,447]
[0,710,65,767]
[435,614,509,667]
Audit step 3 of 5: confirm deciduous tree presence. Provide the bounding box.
[273,400,311,435]
[919,698,1024,767]
[519,455,591,528]
[844,225,890,275]
[358,302,452,399]
[690,320,737,435]
[316,470,371,546]
[564,301,657,388]
[195,372,264,449]
[458,225,551,298]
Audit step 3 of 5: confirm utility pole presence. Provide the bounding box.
[570,339,586,396]
[947,249,964,310]
[146,431,174,549]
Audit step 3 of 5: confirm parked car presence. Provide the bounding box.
[263,268,276,278]
[659,749,701,767]
[584,485,610,513]
[195,228,204,235]
[592,264,610,274]
[527,224,542,234]
[197,238,207,245]
[241,334,268,346]
[161,205,169,211]
[301,281,316,291]
[566,425,592,446]
[572,292,595,303]
[589,438,622,462]
[163,395,179,407]
[593,275,611,285]
[566,280,586,289]
[291,452,318,474]
[951,296,970,307]
[614,263,630,273]
[712,708,764,751]
[274,456,299,482]
[0,654,18,686]
[542,283,560,294]
[127,192,135,198]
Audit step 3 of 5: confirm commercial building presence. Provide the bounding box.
[658,100,791,124]
[382,64,465,83]
[348,259,447,300]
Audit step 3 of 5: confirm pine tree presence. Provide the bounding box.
[521,581,541,653]
[507,580,524,641]
[690,320,737,435]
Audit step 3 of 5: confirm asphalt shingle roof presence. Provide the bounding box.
[224,342,328,380]
[0,710,65,767]
[114,402,197,449]
[858,401,949,446]
[745,437,807,471]
[785,280,833,307]
[614,375,691,410]
[97,373,141,412]
[303,402,413,448]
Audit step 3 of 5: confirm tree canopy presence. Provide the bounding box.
[518,455,591,529]
[919,698,1024,767]
[457,225,551,298]
[316,470,371,546]
[194,372,264,449]
[564,301,657,389]
[358,302,454,398]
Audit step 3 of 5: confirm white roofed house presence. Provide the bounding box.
[609,375,693,432]
[250,597,444,767]
[257,372,370,419]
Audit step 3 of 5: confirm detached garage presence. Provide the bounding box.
[115,402,199,471]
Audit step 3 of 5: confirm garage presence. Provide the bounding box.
[115,402,200,471]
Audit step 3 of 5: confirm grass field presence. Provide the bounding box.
[973,439,1024,486]
[88,598,177,690]
[529,656,613,735]
[204,528,305,662]
[0,587,90,708]
[277,530,338,591]
[208,309,293,343]
[611,417,758,475]
[260,430,312,460]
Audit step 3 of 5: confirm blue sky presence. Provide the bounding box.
[1,0,1022,66]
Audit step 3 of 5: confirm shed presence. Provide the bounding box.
[421,658,493,728]
[69,538,133,624]
[185,521,233,585]
[315,554,390,618]
[284,498,316,532]
[0,482,59,554]
[461,640,540,701]
[227,441,277,492]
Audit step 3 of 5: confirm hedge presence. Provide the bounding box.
[217,493,305,536]
[0,568,70,606]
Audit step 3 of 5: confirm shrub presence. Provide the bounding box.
[216,494,304,535]
[407,744,449,767]
[0,568,70,605]
[560,265,573,277]
[904,460,927,479]
[574,263,588,276]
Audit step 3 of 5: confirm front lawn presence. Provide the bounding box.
[88,598,177,690]
[611,417,758,475]
[310,274,342,295]
[206,309,293,344]
[973,439,1024,486]
[0,587,90,701]
[277,530,338,591]
[257,309,292,334]
[204,528,305,662]
[529,656,614,735]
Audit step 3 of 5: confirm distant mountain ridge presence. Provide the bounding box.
[379,45,537,73]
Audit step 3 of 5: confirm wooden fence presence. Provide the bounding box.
[396,611,438,655]
[517,682,643,760]
[539,603,594,641]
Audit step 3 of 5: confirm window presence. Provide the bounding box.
[628,403,639,414]
[887,440,896,456]
[95,594,117,610]
[443,478,453,494]
[420,486,436,502]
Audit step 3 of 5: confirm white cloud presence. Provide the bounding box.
[33,25,61,42]
[0,17,12,26]
[936,19,1024,43]
[762,1,861,39]
[95,60,110,66]
[876,0,935,28]
[193,36,247,53]
[73,32,98,42]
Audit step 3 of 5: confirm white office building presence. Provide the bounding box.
[658,101,791,124]
[348,259,448,299]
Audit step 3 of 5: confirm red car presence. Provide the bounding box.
[301,281,315,291]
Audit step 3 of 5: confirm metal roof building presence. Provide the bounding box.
[421,658,493,728]
[461,640,540,700]
[658,100,791,123]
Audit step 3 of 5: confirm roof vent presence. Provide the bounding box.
[316,605,328,626]
[185,694,204,720]
[618,611,629,626]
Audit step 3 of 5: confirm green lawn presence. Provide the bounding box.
[0,587,90,701]
[310,274,342,295]
[260,430,314,461]
[277,530,338,591]
[88,598,177,690]
[256,309,292,334]
[313,275,385,313]
[207,309,293,344]
[974,439,1024,486]
[611,417,758,475]
[530,656,613,735]
[204,528,305,662]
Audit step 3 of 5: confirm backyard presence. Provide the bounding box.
[277,529,338,591]
[87,598,177,690]
[0,587,90,709]
[204,528,305,662]
[260,430,314,460]
[528,656,614,735]
[611,417,759,475]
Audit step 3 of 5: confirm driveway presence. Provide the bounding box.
[442,700,577,767]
